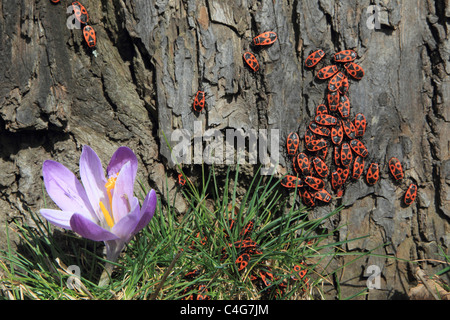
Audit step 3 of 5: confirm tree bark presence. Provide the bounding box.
[0,0,448,299]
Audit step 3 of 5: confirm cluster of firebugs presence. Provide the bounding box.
[51,1,97,52]
[282,47,418,207]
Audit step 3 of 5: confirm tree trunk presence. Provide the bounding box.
[0,0,448,299]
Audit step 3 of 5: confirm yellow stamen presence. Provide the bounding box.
[99,201,115,228]
[105,177,117,209]
[99,176,118,228]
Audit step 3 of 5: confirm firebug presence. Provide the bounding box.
[353,113,367,137]
[327,91,340,111]
[344,62,365,80]
[334,49,357,63]
[304,176,325,191]
[312,157,329,178]
[328,72,346,92]
[315,104,328,116]
[340,142,353,167]
[177,173,186,186]
[306,138,327,152]
[331,121,344,145]
[72,1,89,25]
[404,183,418,206]
[243,52,259,72]
[338,95,351,118]
[315,189,332,203]
[83,25,96,48]
[253,31,277,46]
[388,157,404,181]
[304,129,316,145]
[366,163,380,185]
[300,189,315,207]
[334,145,341,166]
[342,118,356,139]
[352,156,365,179]
[350,139,369,158]
[316,65,338,80]
[315,114,337,126]
[296,153,312,176]
[309,122,331,137]
[286,132,300,156]
[281,175,304,188]
[305,49,325,68]
[193,90,206,112]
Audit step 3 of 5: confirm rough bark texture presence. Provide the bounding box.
[0,0,449,299]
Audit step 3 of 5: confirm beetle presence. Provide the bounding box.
[350,139,369,158]
[366,163,380,185]
[304,129,316,145]
[342,118,356,139]
[243,52,259,72]
[316,65,338,80]
[304,176,325,191]
[286,132,300,156]
[312,157,329,178]
[253,31,277,46]
[306,138,327,152]
[281,175,304,188]
[193,90,206,112]
[334,49,357,63]
[305,49,325,68]
[296,153,312,176]
[353,113,367,137]
[315,188,332,203]
[177,173,186,186]
[338,95,351,118]
[328,72,346,92]
[309,122,331,137]
[331,121,344,145]
[300,189,315,207]
[327,91,340,111]
[352,156,365,180]
[404,183,418,206]
[344,62,365,80]
[83,25,96,48]
[315,104,329,116]
[340,142,353,167]
[388,157,404,181]
[315,114,338,126]
[72,1,89,25]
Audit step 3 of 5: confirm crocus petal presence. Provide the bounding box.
[111,161,135,222]
[79,145,108,221]
[39,209,75,230]
[111,196,140,241]
[107,146,138,180]
[70,213,119,241]
[133,189,157,234]
[42,160,94,219]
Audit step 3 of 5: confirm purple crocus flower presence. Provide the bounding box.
[40,145,157,269]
